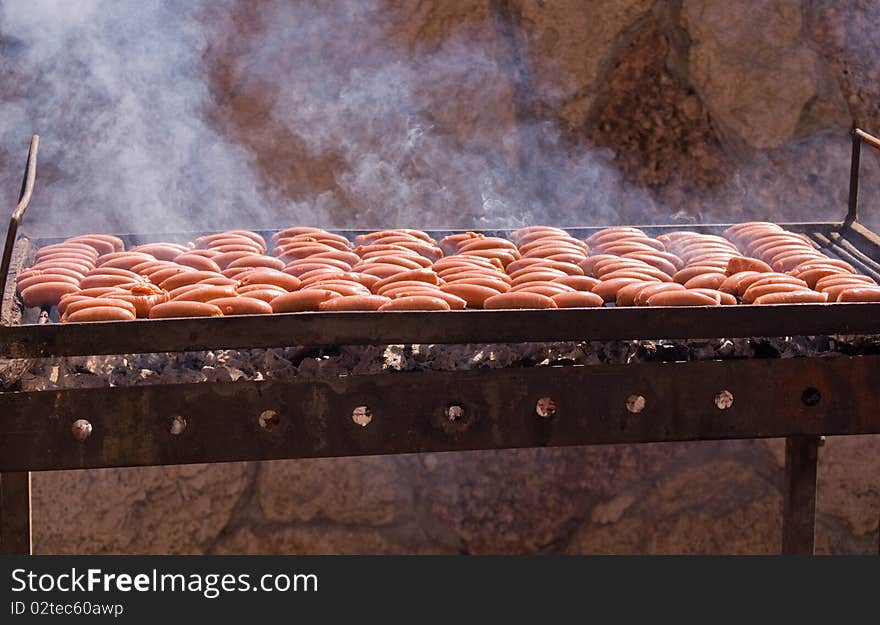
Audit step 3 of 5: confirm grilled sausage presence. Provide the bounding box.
[382,288,467,309]
[483,292,557,309]
[20,281,81,307]
[16,273,81,292]
[175,254,223,272]
[62,297,137,317]
[836,286,880,302]
[65,306,136,322]
[207,297,273,315]
[689,288,737,305]
[317,295,392,311]
[552,291,604,308]
[373,268,440,291]
[270,289,339,312]
[591,278,646,302]
[104,292,169,317]
[148,301,223,318]
[683,273,727,290]
[726,256,772,275]
[17,267,85,283]
[378,295,451,311]
[236,287,287,303]
[227,255,286,271]
[741,283,809,304]
[615,281,659,307]
[645,290,719,306]
[440,283,502,308]
[172,285,238,303]
[753,291,829,304]
[510,283,573,297]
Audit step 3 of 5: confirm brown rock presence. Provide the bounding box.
[683,0,834,149]
[257,457,413,526]
[32,463,249,554]
[817,435,880,540]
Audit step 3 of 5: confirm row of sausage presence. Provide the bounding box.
[14,223,880,321]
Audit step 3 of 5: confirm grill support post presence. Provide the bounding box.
[0,471,32,554]
[781,435,820,555]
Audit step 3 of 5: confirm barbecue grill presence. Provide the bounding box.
[2,131,880,556]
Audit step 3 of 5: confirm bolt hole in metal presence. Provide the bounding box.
[801,387,821,407]
[71,419,92,441]
[715,390,734,410]
[446,404,465,422]
[259,409,281,431]
[352,405,373,427]
[625,394,646,414]
[535,397,557,418]
[168,415,187,435]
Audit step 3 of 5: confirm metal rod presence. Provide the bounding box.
[0,472,32,555]
[782,435,820,555]
[0,135,39,321]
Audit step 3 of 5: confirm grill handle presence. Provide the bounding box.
[0,135,40,321]
[847,128,880,227]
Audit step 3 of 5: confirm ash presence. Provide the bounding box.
[5,335,880,392]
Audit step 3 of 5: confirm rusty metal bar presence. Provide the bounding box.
[0,135,39,320]
[0,355,876,473]
[846,128,880,227]
[781,435,820,555]
[0,472,32,555]
[3,302,880,358]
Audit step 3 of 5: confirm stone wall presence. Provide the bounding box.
[20,0,880,553]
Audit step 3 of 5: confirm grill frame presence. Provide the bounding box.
[3,129,880,556]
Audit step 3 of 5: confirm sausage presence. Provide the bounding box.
[746,275,808,290]
[197,231,267,250]
[131,243,188,261]
[149,301,223,318]
[599,270,666,283]
[683,273,727,290]
[592,257,653,275]
[355,255,425,271]
[510,270,569,286]
[356,263,409,279]
[719,271,759,294]
[308,250,361,267]
[172,285,238,303]
[432,255,500,271]
[507,263,570,280]
[84,267,140,279]
[460,249,516,266]
[78,274,139,289]
[772,253,827,273]
[595,237,664,252]
[518,237,587,255]
[270,289,339,312]
[236,287,287,303]
[309,282,370,297]
[175,254,223,272]
[30,260,94,275]
[272,227,326,241]
[104,292,169,317]
[32,251,98,266]
[673,265,731,284]
[382,288,467,309]
[546,252,594,266]
[237,269,301,291]
[284,259,353,276]
[378,295,451,311]
[483,292,557,309]
[790,267,848,288]
[634,283,686,306]
[512,226,569,242]
[510,283,574,297]
[16,273,81,292]
[209,251,256,269]
[753,291,829,304]
[18,267,85,282]
[552,291,604,308]
[622,252,678,276]
[35,243,99,260]
[443,276,511,293]
[62,236,115,255]
[820,282,879,301]
[741,283,808,304]
[585,227,646,246]
[440,283,502,308]
[317,295,391,311]
[20,281,81,307]
[551,275,600,291]
[726,257,772,275]
[147,267,195,285]
[67,234,125,252]
[438,267,511,283]
[275,231,350,248]
[458,237,519,253]
[689,289,737,305]
[65,306,136,322]
[836,286,880,302]
[373,268,440,291]
[206,297,273,315]
[615,281,659,307]
[355,229,435,245]
[645,290,719,306]
[521,244,586,260]
[814,274,875,290]
[590,278,646,302]
[227,255,286,271]
[62,297,137,318]
[158,270,222,291]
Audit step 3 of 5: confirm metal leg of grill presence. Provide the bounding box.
[781,436,820,555]
[0,471,32,555]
